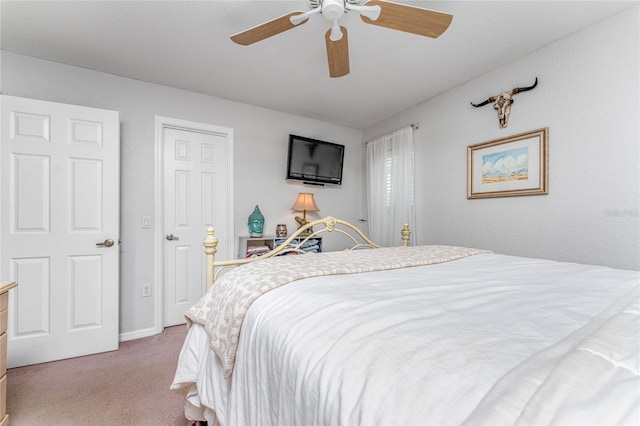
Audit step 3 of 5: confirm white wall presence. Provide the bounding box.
[0,52,364,335]
[2,6,638,339]
[364,6,639,270]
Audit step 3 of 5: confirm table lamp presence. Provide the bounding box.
[291,192,319,235]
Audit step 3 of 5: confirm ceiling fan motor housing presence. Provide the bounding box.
[322,0,345,21]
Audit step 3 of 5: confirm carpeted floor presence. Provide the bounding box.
[7,325,190,425]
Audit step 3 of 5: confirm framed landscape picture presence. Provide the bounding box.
[467,128,548,199]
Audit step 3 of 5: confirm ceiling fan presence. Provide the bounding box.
[230,0,453,78]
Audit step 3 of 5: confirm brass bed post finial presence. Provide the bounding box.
[203,227,218,290]
[401,224,411,247]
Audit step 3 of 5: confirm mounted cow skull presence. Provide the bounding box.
[470,78,538,128]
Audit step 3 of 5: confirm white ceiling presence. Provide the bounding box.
[1,1,636,129]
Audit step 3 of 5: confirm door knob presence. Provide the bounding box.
[96,239,115,247]
[166,234,179,241]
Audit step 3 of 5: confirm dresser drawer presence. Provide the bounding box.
[0,374,6,419]
[0,292,7,313]
[0,334,6,377]
[0,308,6,336]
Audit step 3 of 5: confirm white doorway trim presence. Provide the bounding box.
[153,116,234,334]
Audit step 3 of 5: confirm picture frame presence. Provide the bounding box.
[467,128,548,199]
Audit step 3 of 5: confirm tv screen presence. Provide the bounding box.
[286,134,344,185]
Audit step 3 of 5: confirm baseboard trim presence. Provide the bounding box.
[119,326,160,342]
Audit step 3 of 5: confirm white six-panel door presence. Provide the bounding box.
[0,95,120,368]
[163,126,230,326]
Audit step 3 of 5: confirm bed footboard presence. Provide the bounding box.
[203,216,410,290]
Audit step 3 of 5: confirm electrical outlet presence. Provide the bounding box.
[142,283,151,297]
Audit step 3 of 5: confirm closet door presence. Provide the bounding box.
[163,125,230,326]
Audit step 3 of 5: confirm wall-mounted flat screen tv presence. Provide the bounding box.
[286,134,345,185]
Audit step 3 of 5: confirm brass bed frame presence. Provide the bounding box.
[203,216,411,290]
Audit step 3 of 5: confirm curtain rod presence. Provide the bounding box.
[364,123,419,145]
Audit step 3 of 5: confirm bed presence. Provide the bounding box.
[171,216,639,425]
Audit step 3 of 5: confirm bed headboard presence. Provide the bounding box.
[203,216,411,290]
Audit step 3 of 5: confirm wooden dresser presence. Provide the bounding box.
[0,281,16,426]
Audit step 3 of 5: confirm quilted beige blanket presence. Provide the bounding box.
[185,245,489,378]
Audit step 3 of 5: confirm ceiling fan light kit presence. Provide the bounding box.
[230,0,453,78]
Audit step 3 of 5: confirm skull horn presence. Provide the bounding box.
[510,77,538,95]
[470,96,496,108]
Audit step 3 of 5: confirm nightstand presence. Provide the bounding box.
[238,236,323,258]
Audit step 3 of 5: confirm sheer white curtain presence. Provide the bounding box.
[366,126,416,246]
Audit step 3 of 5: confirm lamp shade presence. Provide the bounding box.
[291,193,319,212]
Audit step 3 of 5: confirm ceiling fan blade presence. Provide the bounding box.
[360,0,452,38]
[325,26,350,78]
[231,11,308,46]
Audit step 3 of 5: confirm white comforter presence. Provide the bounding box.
[171,252,639,426]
